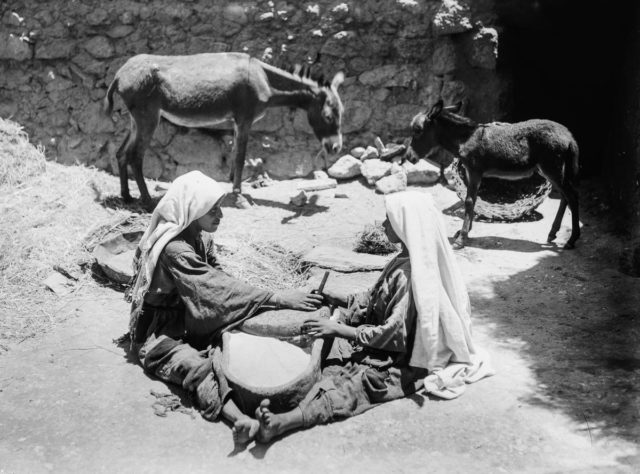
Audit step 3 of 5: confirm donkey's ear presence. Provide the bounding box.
[427,99,444,119]
[445,101,463,113]
[331,71,345,89]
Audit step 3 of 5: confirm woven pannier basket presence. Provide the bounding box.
[448,159,552,221]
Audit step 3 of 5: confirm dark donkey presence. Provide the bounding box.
[409,100,580,250]
[103,52,344,208]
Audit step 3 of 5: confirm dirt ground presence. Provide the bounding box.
[0,175,639,473]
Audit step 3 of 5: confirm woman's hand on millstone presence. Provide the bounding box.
[273,290,323,311]
[301,319,357,340]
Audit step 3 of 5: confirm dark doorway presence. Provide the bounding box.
[496,0,638,179]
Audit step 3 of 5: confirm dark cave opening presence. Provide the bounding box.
[496,0,639,180]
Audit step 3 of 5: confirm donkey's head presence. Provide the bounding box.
[407,99,462,161]
[307,72,345,155]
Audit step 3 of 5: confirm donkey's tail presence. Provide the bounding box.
[103,77,119,116]
[564,139,580,184]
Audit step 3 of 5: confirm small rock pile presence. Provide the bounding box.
[327,136,441,194]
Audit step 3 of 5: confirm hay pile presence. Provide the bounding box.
[353,222,398,255]
[216,237,309,291]
[0,118,128,349]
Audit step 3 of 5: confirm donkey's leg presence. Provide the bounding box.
[116,127,133,201]
[454,169,482,249]
[540,167,580,248]
[128,108,159,204]
[547,198,567,243]
[562,182,580,249]
[232,121,252,209]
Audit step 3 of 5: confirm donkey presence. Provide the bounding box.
[103,52,344,208]
[408,100,580,250]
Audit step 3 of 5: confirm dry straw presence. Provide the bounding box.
[0,117,309,350]
[353,222,398,255]
[215,236,309,292]
[0,118,128,348]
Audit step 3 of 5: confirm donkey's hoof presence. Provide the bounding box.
[547,233,557,243]
[452,239,465,250]
[234,195,252,209]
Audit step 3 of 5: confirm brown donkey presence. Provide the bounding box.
[103,52,344,207]
[408,100,580,250]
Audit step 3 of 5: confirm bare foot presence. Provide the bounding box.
[255,399,282,443]
[235,194,252,209]
[232,416,259,445]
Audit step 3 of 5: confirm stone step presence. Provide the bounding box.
[302,245,394,273]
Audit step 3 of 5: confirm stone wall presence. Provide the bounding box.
[0,0,506,183]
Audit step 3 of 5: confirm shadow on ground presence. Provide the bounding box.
[470,211,640,443]
[463,235,561,253]
[97,194,160,213]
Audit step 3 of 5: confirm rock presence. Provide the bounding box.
[167,131,224,166]
[84,36,115,59]
[290,190,308,207]
[374,136,386,154]
[358,65,421,88]
[245,157,265,179]
[297,178,337,192]
[361,159,392,185]
[307,189,336,206]
[76,102,115,134]
[251,107,283,132]
[223,3,248,25]
[380,144,406,162]
[42,272,74,296]
[302,246,394,272]
[93,231,143,285]
[432,37,457,74]
[45,77,74,92]
[143,152,164,180]
[107,25,135,39]
[441,80,467,106]
[35,39,75,59]
[375,171,407,194]
[320,30,364,58]
[335,192,349,199]
[86,8,109,26]
[3,11,25,26]
[433,0,473,36]
[470,27,499,69]
[264,149,315,179]
[350,147,366,159]
[342,101,372,133]
[0,33,30,61]
[327,154,362,179]
[360,146,379,161]
[312,170,328,180]
[402,159,441,185]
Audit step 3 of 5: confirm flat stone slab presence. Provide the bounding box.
[92,231,142,284]
[241,306,330,338]
[302,245,393,272]
[306,267,381,303]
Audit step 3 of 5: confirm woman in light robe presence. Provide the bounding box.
[128,170,322,444]
[237,190,493,443]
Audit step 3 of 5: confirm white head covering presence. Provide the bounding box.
[129,171,226,306]
[385,191,493,399]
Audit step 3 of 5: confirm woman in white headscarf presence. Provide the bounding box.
[240,190,493,443]
[128,171,322,444]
